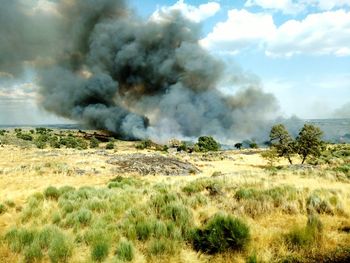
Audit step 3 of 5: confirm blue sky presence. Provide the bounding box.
[128,0,350,119]
[1,0,350,124]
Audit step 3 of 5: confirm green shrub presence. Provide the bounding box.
[35,140,46,149]
[108,176,142,189]
[59,186,75,195]
[191,213,250,254]
[64,208,93,229]
[90,137,100,148]
[135,220,153,241]
[177,142,188,152]
[44,186,60,200]
[147,238,177,256]
[249,142,259,149]
[48,232,73,263]
[246,252,260,263]
[76,138,88,150]
[334,164,350,175]
[59,137,78,148]
[106,142,114,150]
[5,200,15,208]
[153,220,168,239]
[59,200,75,216]
[86,198,109,213]
[115,239,134,262]
[135,139,152,150]
[37,226,57,249]
[0,203,7,214]
[187,194,208,209]
[91,240,109,262]
[35,127,49,134]
[76,208,93,226]
[160,203,192,229]
[23,240,43,263]
[16,133,33,141]
[5,228,37,253]
[150,192,180,213]
[49,136,61,148]
[194,136,220,152]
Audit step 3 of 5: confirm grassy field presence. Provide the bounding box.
[0,129,349,262]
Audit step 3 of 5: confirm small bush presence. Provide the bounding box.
[16,133,33,141]
[49,136,61,148]
[23,240,43,263]
[0,203,7,214]
[48,232,73,263]
[147,238,177,256]
[5,200,16,208]
[194,136,220,152]
[77,208,93,226]
[59,186,75,195]
[135,139,152,150]
[90,137,100,148]
[249,142,259,149]
[135,220,153,241]
[60,137,78,148]
[191,213,250,254]
[91,240,109,262]
[106,142,114,150]
[108,176,142,189]
[5,228,37,253]
[44,186,60,200]
[115,239,134,262]
[161,203,192,227]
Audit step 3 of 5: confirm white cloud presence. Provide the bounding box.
[267,10,350,57]
[200,9,276,53]
[0,82,37,101]
[151,0,220,23]
[202,9,350,57]
[306,0,350,11]
[245,0,302,14]
[245,0,350,13]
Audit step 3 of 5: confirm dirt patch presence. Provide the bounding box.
[107,153,200,176]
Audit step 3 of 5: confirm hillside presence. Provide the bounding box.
[0,129,349,263]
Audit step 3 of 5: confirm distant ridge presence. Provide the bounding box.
[0,124,82,130]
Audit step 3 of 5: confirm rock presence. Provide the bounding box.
[107,153,200,176]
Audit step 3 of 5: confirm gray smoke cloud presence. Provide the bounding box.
[334,102,350,118]
[0,0,279,142]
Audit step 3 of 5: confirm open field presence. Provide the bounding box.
[0,129,349,263]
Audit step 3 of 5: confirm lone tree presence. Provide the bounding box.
[195,136,220,152]
[234,143,243,150]
[269,124,295,164]
[296,124,324,164]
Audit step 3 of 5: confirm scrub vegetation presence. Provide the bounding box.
[0,128,349,262]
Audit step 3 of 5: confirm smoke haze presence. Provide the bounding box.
[0,0,279,142]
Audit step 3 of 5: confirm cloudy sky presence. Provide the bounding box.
[1,0,350,124]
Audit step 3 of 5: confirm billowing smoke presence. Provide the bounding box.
[0,0,279,142]
[334,102,350,118]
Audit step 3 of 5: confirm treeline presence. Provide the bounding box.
[0,128,116,150]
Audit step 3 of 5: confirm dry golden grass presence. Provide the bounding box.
[0,137,349,263]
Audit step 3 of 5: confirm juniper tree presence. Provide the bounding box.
[269,124,295,164]
[296,124,324,164]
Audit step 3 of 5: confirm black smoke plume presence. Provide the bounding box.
[0,0,279,142]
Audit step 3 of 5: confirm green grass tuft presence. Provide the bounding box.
[44,186,61,200]
[115,239,134,262]
[191,213,250,254]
